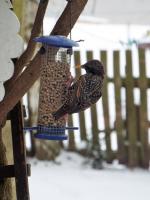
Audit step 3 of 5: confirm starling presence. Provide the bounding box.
[52,59,105,120]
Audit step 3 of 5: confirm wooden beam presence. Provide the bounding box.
[86,50,99,147]
[10,101,30,200]
[0,164,31,179]
[126,50,138,168]
[74,50,87,141]
[138,49,149,168]
[101,77,150,88]
[0,0,88,124]
[113,51,126,164]
[101,51,113,163]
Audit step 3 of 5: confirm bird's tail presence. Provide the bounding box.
[52,107,67,120]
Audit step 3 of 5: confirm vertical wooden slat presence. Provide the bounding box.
[101,51,113,163]
[135,105,142,166]
[86,51,100,147]
[90,105,99,147]
[10,102,30,200]
[138,48,149,168]
[74,51,87,141]
[68,115,76,151]
[126,50,138,168]
[113,51,126,164]
[86,50,93,60]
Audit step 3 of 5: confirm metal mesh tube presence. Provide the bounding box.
[38,46,71,128]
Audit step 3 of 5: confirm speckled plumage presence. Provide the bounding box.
[52,59,105,120]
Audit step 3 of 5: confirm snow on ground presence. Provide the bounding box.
[29,151,150,200]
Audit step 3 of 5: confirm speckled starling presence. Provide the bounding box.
[52,59,105,120]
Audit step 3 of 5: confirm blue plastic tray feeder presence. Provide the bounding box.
[24,36,79,140]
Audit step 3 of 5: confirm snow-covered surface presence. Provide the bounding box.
[44,16,150,49]
[29,151,150,200]
[45,0,150,25]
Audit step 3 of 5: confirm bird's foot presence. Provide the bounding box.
[66,72,74,88]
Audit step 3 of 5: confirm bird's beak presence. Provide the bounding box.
[75,64,82,69]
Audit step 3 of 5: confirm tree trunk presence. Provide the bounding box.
[0,122,14,200]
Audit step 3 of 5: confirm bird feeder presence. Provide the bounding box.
[24,35,79,140]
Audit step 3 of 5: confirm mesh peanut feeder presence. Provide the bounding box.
[24,35,79,140]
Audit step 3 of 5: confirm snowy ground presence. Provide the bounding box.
[29,151,150,200]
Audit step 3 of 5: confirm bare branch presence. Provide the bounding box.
[51,0,88,36]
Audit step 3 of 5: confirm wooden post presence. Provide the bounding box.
[10,101,30,200]
[0,127,13,200]
[135,105,143,166]
[74,51,87,141]
[126,50,138,168]
[138,48,149,168]
[101,51,113,163]
[113,51,126,164]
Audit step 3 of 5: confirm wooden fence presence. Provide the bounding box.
[67,48,150,169]
[26,48,150,169]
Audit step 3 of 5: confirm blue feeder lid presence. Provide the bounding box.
[34,35,79,48]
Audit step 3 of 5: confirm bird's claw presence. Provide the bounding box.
[66,72,74,88]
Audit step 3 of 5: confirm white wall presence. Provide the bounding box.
[0,0,23,101]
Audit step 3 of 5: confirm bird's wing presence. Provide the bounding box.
[67,91,102,114]
[90,91,102,104]
[76,75,87,98]
[67,75,86,99]
[68,74,102,97]
[67,76,102,114]
[79,75,103,101]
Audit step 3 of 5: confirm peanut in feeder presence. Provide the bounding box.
[24,35,79,140]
